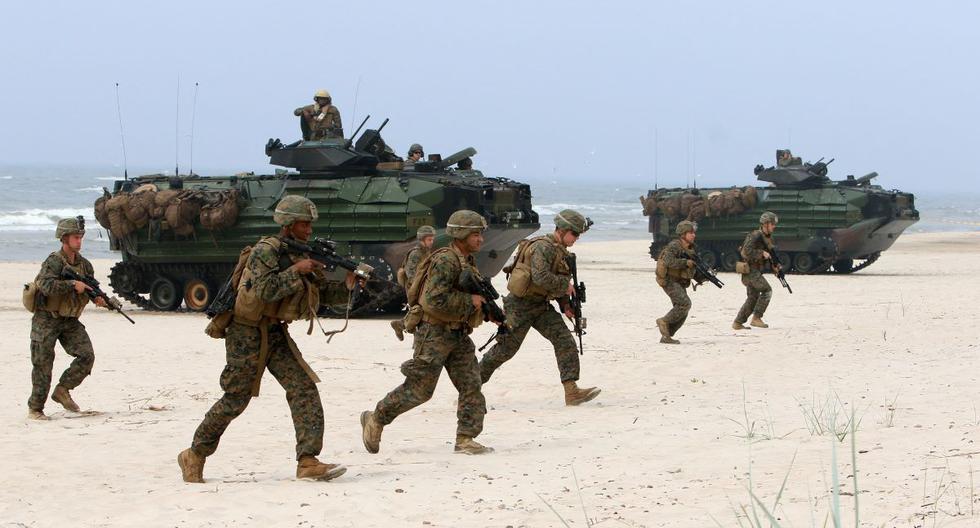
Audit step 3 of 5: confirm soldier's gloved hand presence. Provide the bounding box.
[291,258,322,275]
[94,296,108,308]
[686,260,696,268]
[72,280,92,294]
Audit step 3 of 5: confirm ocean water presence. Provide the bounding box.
[0,165,976,261]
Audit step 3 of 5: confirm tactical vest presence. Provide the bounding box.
[232,237,319,326]
[39,252,90,318]
[741,230,774,268]
[505,235,570,299]
[655,242,694,287]
[408,246,484,330]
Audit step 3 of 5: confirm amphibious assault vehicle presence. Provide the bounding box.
[94,119,539,314]
[640,156,918,273]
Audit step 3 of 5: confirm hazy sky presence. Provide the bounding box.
[1,1,976,193]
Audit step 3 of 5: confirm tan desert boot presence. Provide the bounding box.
[750,316,769,328]
[296,456,347,481]
[732,322,751,330]
[660,335,680,344]
[656,318,670,339]
[51,385,80,412]
[454,435,494,455]
[27,409,50,420]
[563,381,601,406]
[360,410,383,454]
[177,448,205,483]
[390,320,405,341]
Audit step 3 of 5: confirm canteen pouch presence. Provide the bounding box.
[22,282,39,313]
[402,304,423,334]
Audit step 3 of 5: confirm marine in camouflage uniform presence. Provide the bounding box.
[655,220,699,344]
[361,210,497,456]
[733,212,780,329]
[404,143,424,167]
[777,149,802,167]
[479,209,600,406]
[178,195,347,484]
[26,217,106,420]
[294,89,343,140]
[391,225,437,341]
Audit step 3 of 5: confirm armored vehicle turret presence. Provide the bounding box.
[94,118,539,314]
[640,155,918,274]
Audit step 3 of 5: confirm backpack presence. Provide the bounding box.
[204,245,254,339]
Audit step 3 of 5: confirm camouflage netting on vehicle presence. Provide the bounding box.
[639,186,758,222]
[199,189,241,231]
[94,188,241,238]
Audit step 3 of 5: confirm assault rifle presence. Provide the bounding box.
[61,268,135,324]
[281,237,378,282]
[564,253,587,355]
[690,251,724,289]
[766,250,793,294]
[458,268,510,351]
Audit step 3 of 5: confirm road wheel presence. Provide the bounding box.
[776,252,792,271]
[149,277,182,311]
[720,251,739,272]
[699,249,718,269]
[183,279,212,312]
[833,258,854,273]
[794,252,817,274]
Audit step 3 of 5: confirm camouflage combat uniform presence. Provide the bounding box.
[191,236,326,460]
[403,244,431,286]
[372,245,487,439]
[294,103,343,140]
[479,234,580,383]
[657,239,696,336]
[27,251,96,413]
[735,229,774,324]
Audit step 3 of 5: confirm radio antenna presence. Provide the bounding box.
[350,75,362,126]
[174,74,180,176]
[114,83,129,180]
[189,82,199,175]
[653,128,658,190]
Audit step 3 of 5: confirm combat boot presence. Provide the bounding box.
[390,320,405,341]
[51,384,80,412]
[732,321,751,330]
[750,316,769,328]
[360,410,383,454]
[563,381,601,406]
[177,448,205,483]
[656,318,670,339]
[454,435,494,455]
[660,335,680,344]
[296,456,347,481]
[27,409,50,420]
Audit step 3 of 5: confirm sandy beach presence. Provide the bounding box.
[1,231,978,527]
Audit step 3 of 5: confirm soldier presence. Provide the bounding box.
[733,211,780,329]
[26,217,105,420]
[177,195,347,483]
[390,225,437,341]
[360,210,499,455]
[294,89,343,140]
[456,157,473,171]
[404,144,424,167]
[655,220,699,344]
[777,149,802,167]
[478,210,601,406]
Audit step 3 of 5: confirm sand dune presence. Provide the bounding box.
[1,232,978,527]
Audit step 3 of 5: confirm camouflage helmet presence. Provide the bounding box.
[273,195,318,226]
[675,220,697,236]
[56,216,85,240]
[314,89,331,99]
[445,210,487,240]
[759,211,779,225]
[407,143,424,156]
[416,225,436,240]
[554,209,592,234]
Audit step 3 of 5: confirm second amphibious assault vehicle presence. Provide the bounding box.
[641,155,919,274]
[96,117,540,315]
